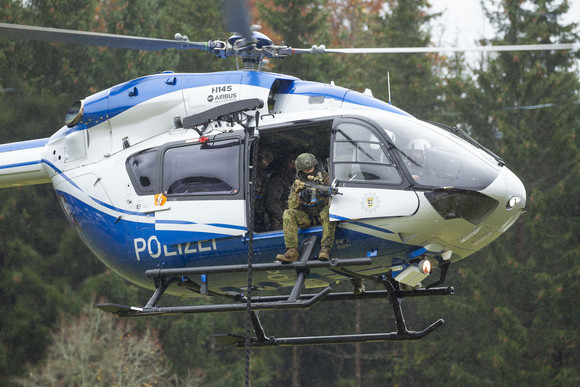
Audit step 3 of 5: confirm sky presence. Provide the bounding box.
[429,0,580,47]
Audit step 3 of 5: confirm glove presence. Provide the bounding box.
[294,179,305,192]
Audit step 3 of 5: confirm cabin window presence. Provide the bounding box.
[162,139,240,196]
[332,122,403,185]
[126,148,158,195]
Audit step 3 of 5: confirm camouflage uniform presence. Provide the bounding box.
[277,154,351,286]
[265,158,295,229]
[281,157,336,250]
[254,148,273,231]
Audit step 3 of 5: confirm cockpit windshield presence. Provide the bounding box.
[379,116,500,190]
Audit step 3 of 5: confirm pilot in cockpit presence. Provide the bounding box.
[406,139,433,182]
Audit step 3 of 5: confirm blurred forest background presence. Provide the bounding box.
[1,0,578,385]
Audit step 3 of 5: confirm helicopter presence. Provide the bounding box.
[4,3,573,347]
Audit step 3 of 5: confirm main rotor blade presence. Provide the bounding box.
[291,42,580,55]
[0,22,207,51]
[223,0,252,40]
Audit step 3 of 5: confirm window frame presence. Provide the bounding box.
[331,116,407,189]
[160,136,244,201]
[125,147,159,196]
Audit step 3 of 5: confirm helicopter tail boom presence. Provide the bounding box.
[0,138,50,188]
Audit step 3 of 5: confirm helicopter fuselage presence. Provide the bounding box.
[0,70,526,296]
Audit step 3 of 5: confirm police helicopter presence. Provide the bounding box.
[4,2,574,347]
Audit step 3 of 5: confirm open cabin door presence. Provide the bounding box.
[329,117,419,222]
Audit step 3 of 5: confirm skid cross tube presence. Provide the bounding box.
[384,278,409,334]
[147,277,178,308]
[288,235,317,301]
[240,236,318,345]
[144,257,372,278]
[249,311,268,342]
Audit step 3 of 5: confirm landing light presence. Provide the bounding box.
[419,259,431,274]
[507,196,521,209]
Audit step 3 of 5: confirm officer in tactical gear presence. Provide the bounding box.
[265,152,297,229]
[254,148,274,231]
[276,153,336,262]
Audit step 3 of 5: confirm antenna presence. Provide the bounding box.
[387,71,391,104]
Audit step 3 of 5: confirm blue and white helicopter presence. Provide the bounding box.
[4,8,571,346]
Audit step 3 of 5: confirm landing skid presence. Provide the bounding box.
[97,237,454,346]
[215,285,451,347]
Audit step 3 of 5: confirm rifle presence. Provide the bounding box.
[295,175,341,207]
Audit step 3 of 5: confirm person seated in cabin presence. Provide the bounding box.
[254,147,274,231]
[265,152,297,230]
[405,139,433,182]
[276,153,336,263]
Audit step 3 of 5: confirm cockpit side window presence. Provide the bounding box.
[126,148,158,195]
[332,122,403,185]
[162,139,240,196]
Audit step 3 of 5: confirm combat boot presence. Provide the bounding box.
[276,248,299,263]
[319,246,331,261]
[351,278,365,295]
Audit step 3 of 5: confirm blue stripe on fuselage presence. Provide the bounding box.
[0,138,49,153]
[0,160,41,170]
[41,159,82,191]
[56,188,418,292]
[330,214,394,234]
[156,219,247,232]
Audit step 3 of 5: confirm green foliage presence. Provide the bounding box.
[258,0,340,82]
[1,0,579,385]
[12,302,173,386]
[422,1,580,386]
[0,186,92,377]
[365,0,446,119]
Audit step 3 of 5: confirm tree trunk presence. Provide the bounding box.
[291,313,301,387]
[355,300,362,387]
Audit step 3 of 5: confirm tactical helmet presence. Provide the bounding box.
[407,139,431,152]
[407,139,430,167]
[295,153,318,171]
[259,148,274,163]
